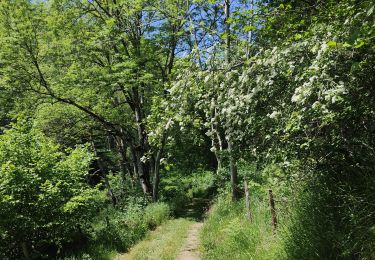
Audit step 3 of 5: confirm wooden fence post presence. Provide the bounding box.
[244,180,252,222]
[268,189,277,233]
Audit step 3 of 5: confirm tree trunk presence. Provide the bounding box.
[152,119,172,202]
[115,134,129,195]
[130,146,138,178]
[130,144,152,195]
[269,189,277,233]
[136,148,152,195]
[211,107,224,174]
[246,0,254,58]
[132,86,153,196]
[224,0,231,64]
[215,127,224,174]
[152,150,162,202]
[119,154,127,192]
[228,139,240,201]
[224,0,239,201]
[211,127,223,174]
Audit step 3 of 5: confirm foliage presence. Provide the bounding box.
[0,120,104,259]
[64,202,171,259]
[92,202,170,252]
[201,194,284,260]
[283,171,375,260]
[171,0,375,258]
[144,202,171,229]
[159,170,216,214]
[33,103,98,148]
[0,0,198,197]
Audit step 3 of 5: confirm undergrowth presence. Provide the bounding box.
[160,170,216,215]
[63,201,170,259]
[201,161,375,260]
[201,193,285,260]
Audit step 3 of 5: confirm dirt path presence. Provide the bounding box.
[177,222,203,260]
[115,196,210,260]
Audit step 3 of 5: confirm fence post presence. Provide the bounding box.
[268,189,277,233]
[244,180,252,221]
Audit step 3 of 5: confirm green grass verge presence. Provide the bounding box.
[200,195,285,260]
[63,202,170,259]
[118,218,193,260]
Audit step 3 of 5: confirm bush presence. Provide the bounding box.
[202,161,375,260]
[160,170,216,215]
[144,202,171,229]
[94,202,170,251]
[283,171,375,260]
[0,121,104,259]
[64,201,171,259]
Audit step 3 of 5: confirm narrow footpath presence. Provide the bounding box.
[116,197,210,260]
[176,222,203,260]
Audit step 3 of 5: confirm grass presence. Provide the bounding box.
[63,245,118,260]
[116,218,193,260]
[63,202,171,260]
[200,194,285,260]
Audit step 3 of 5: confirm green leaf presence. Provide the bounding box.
[350,62,361,72]
[243,25,255,32]
[221,32,228,40]
[327,41,337,47]
[354,39,365,48]
[367,5,374,17]
[105,18,116,28]
[294,34,302,40]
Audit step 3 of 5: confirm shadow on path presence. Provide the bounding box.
[175,197,212,221]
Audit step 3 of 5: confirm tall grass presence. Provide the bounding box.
[283,172,375,260]
[202,165,375,260]
[121,218,193,260]
[200,193,285,260]
[63,202,170,259]
[159,170,215,216]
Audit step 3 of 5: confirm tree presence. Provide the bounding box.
[0,0,193,198]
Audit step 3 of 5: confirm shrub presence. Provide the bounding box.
[144,202,171,229]
[64,201,171,259]
[95,202,170,251]
[283,171,375,260]
[0,121,104,259]
[160,170,216,215]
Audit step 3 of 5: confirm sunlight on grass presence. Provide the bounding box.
[200,195,285,260]
[116,219,193,260]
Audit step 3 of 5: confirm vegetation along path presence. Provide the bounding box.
[116,197,209,260]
